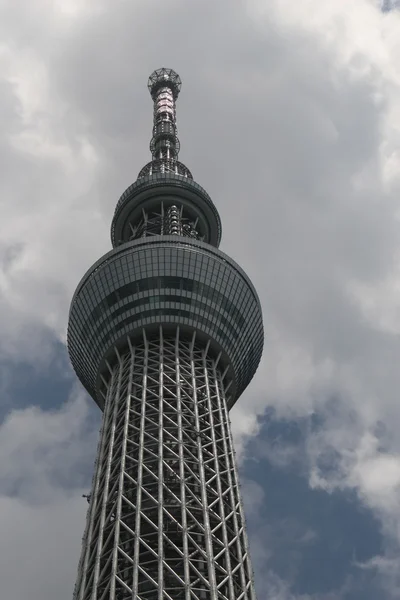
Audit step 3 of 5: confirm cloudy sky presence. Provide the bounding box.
[1,0,400,598]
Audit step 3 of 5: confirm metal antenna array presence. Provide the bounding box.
[68,68,264,600]
[138,68,193,179]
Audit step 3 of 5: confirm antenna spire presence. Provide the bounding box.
[138,68,192,179]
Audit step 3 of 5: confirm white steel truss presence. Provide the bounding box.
[74,327,256,600]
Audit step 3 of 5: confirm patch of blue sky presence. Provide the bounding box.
[241,413,384,599]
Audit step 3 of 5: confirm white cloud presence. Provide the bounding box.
[0,388,99,600]
[0,495,85,600]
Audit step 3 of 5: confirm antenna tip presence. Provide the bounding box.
[148,68,182,99]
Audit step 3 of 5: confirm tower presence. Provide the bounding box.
[68,68,264,599]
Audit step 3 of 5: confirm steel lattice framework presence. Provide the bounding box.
[74,329,255,600]
[68,68,264,599]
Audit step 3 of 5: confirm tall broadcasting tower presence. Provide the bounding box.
[68,68,264,600]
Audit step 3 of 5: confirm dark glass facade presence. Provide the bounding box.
[68,236,263,409]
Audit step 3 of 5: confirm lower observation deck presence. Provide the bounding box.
[67,236,263,409]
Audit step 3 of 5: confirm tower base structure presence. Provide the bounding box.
[74,328,256,600]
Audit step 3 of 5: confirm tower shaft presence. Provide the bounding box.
[68,68,263,600]
[74,329,256,600]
